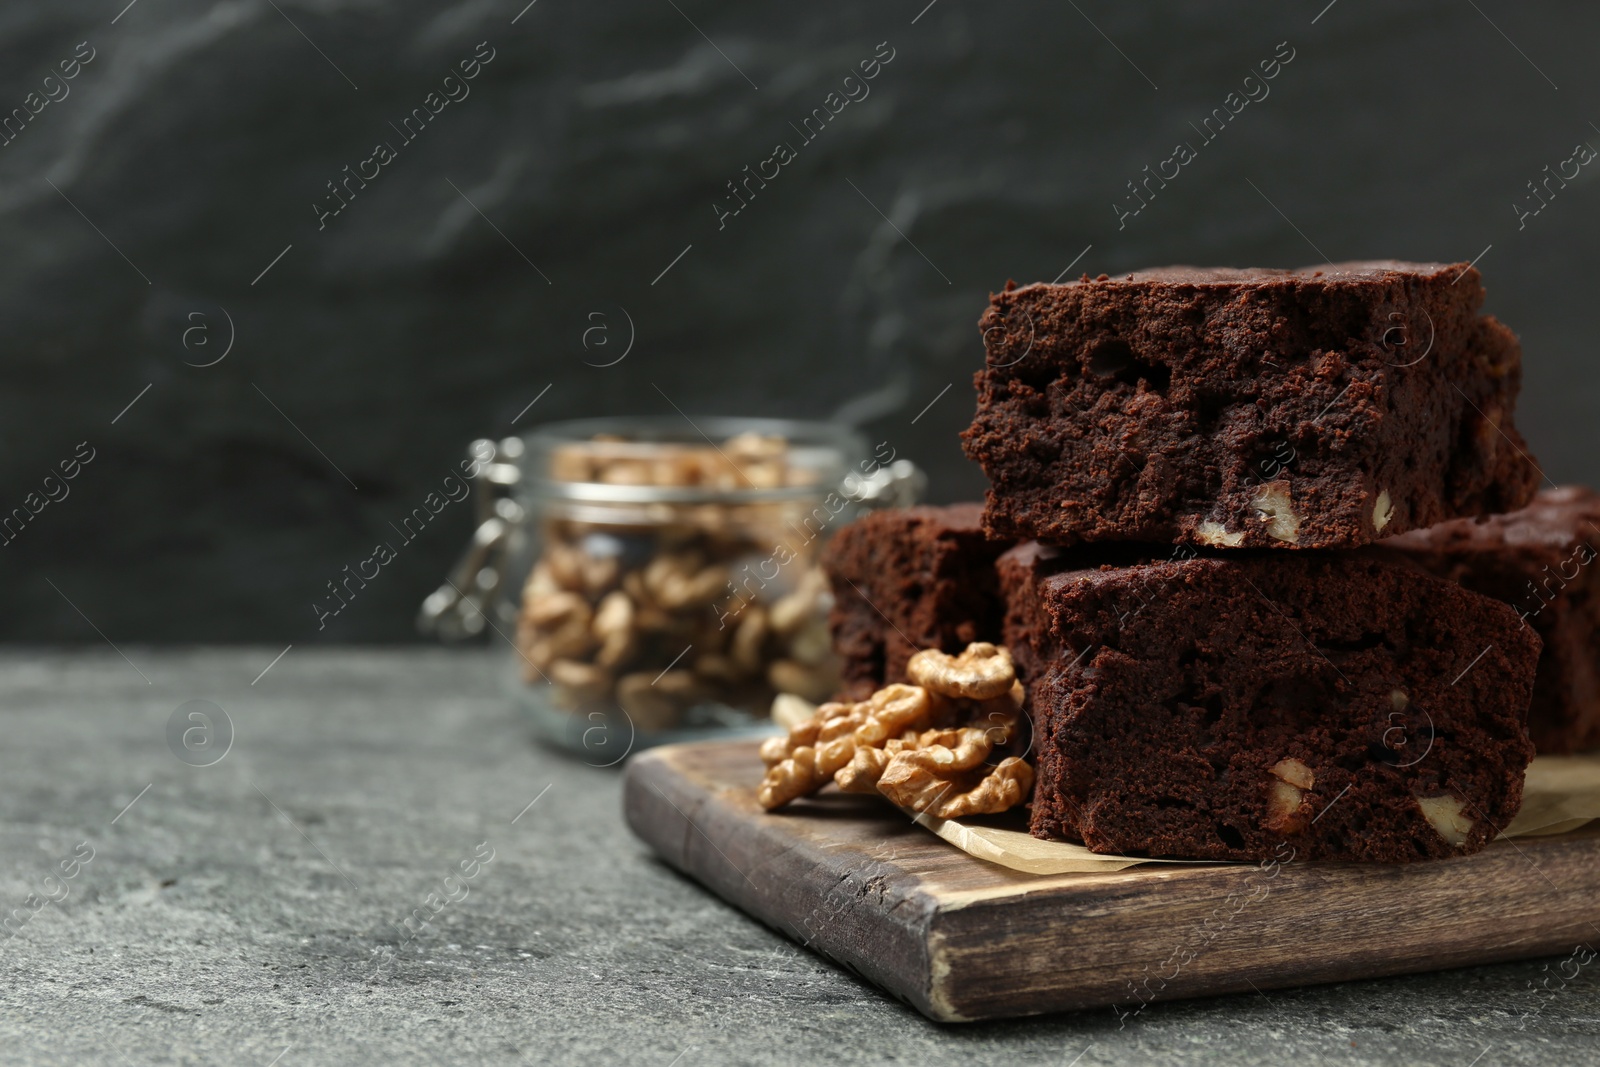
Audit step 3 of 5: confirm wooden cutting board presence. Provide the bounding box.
[623,738,1600,1023]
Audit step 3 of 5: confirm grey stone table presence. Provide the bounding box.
[3,648,1596,1066]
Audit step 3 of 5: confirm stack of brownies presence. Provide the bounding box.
[824,261,1598,863]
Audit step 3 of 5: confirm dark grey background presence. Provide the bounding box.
[3,0,1595,643]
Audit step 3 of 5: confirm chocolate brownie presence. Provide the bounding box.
[997,542,1064,697]
[823,504,1008,700]
[962,261,1539,550]
[996,539,1172,698]
[1008,551,1539,862]
[1385,486,1600,754]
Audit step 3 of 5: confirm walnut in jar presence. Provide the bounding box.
[515,432,844,733]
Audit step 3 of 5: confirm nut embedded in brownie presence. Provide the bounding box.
[962,261,1540,550]
[1006,551,1540,862]
[1384,485,1600,754]
[822,504,1009,700]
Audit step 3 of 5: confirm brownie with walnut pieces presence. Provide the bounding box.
[822,504,1009,700]
[962,261,1539,550]
[1002,549,1539,862]
[1385,486,1600,754]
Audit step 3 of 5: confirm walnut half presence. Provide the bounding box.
[906,642,1016,701]
[876,725,1033,819]
[756,687,931,809]
[755,643,1034,819]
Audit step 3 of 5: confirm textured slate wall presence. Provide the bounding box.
[3,0,1596,642]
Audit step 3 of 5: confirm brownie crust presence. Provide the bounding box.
[823,504,1008,700]
[1385,486,1600,753]
[962,261,1539,550]
[1009,551,1540,862]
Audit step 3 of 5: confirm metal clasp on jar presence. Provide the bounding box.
[417,437,527,640]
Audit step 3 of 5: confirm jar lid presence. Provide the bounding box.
[520,415,867,504]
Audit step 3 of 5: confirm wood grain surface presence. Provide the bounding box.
[623,739,1600,1023]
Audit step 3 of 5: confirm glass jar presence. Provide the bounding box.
[504,416,912,764]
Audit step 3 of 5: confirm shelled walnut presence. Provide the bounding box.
[515,433,841,731]
[757,642,1035,819]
